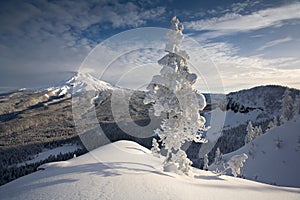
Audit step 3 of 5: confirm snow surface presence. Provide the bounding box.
[1,140,299,200]
[213,116,300,187]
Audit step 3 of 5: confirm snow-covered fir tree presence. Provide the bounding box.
[281,88,294,121]
[254,126,259,137]
[255,126,263,137]
[225,153,248,177]
[144,16,207,174]
[245,121,255,144]
[151,138,160,158]
[213,153,248,177]
[174,150,193,174]
[279,115,285,125]
[203,154,209,171]
[267,120,275,131]
[214,147,223,165]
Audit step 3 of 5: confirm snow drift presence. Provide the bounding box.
[0,140,299,200]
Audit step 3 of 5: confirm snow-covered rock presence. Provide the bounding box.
[0,140,299,200]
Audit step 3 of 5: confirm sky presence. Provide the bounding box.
[0,0,300,93]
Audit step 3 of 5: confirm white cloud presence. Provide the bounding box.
[0,1,166,88]
[78,32,166,90]
[257,37,292,51]
[231,1,257,13]
[185,2,300,40]
[89,35,300,93]
[181,2,300,92]
[200,41,300,92]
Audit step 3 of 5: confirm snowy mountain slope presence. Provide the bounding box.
[0,72,114,115]
[0,141,299,200]
[225,85,300,118]
[204,85,300,134]
[213,116,300,187]
[201,86,299,162]
[45,72,114,97]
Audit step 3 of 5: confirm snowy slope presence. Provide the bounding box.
[0,141,299,200]
[216,116,300,187]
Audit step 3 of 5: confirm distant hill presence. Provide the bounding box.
[192,85,300,169]
[225,85,300,117]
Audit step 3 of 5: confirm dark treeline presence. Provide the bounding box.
[0,148,86,186]
[0,136,87,186]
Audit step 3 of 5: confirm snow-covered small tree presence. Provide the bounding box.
[245,121,255,144]
[267,120,275,131]
[144,16,208,174]
[279,115,285,125]
[225,153,248,177]
[281,88,294,121]
[254,126,259,137]
[151,138,160,158]
[274,115,279,126]
[214,147,223,165]
[174,149,193,174]
[203,154,209,171]
[255,126,263,137]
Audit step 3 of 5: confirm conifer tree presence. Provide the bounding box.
[245,121,255,144]
[203,154,209,171]
[214,147,223,165]
[267,120,275,131]
[255,126,263,137]
[151,138,160,158]
[144,16,207,174]
[281,88,294,121]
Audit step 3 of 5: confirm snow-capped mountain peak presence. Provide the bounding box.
[47,72,114,97]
